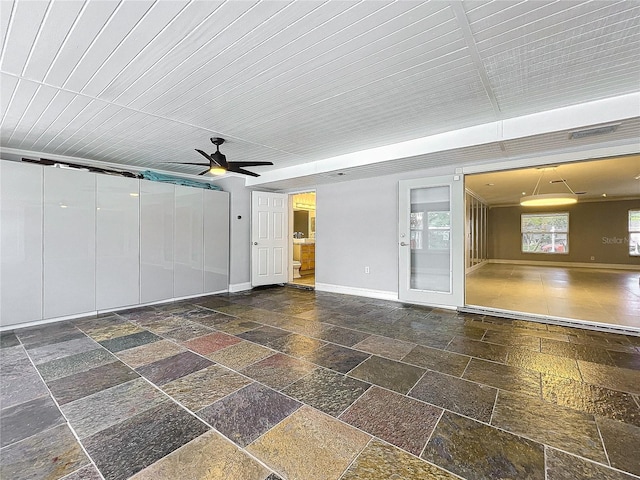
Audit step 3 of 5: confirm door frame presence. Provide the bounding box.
[398,175,465,308]
[288,189,317,285]
[250,191,289,287]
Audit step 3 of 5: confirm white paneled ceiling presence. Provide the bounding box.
[1,0,639,187]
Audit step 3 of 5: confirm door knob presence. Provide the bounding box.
[253,242,258,245]
[400,242,408,246]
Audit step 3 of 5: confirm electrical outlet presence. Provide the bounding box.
[364,266,370,274]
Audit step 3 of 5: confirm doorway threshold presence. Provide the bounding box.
[459,305,640,336]
[287,283,314,291]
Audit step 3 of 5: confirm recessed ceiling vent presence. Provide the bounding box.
[569,123,620,139]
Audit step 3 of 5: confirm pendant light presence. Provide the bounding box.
[520,167,578,207]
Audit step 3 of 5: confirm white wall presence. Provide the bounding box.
[315,166,457,297]
[215,176,252,289]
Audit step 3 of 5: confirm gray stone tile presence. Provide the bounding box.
[409,369,497,423]
[0,331,20,348]
[27,336,98,364]
[423,411,545,480]
[348,355,424,394]
[83,401,209,480]
[60,465,104,480]
[446,336,509,362]
[99,330,161,353]
[315,325,371,347]
[342,439,457,480]
[353,335,414,360]
[596,416,640,476]
[240,353,317,390]
[161,322,215,342]
[36,348,116,381]
[0,349,50,409]
[136,351,213,386]
[546,447,637,480]
[269,333,326,357]
[463,358,541,397]
[16,322,82,349]
[198,382,301,447]
[0,395,65,447]
[61,377,166,438]
[282,368,370,417]
[161,365,251,411]
[303,343,370,374]
[492,390,607,464]
[542,374,640,426]
[47,361,139,405]
[340,386,441,455]
[238,326,292,347]
[0,424,89,480]
[402,344,471,377]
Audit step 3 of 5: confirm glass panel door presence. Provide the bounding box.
[399,176,464,307]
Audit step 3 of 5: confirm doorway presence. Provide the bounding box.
[463,156,640,332]
[290,191,316,288]
[398,176,465,307]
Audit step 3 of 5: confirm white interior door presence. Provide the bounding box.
[398,175,465,307]
[251,191,288,286]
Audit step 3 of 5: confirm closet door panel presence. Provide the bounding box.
[43,168,96,318]
[0,161,43,326]
[140,181,174,303]
[96,175,140,310]
[203,189,229,292]
[174,186,204,297]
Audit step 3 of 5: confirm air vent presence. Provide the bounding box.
[569,123,620,139]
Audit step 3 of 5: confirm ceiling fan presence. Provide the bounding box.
[167,137,273,177]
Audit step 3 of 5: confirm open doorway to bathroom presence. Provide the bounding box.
[290,191,316,288]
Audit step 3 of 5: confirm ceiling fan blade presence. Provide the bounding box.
[164,162,209,166]
[198,169,211,176]
[229,167,260,177]
[211,151,227,168]
[195,149,216,163]
[227,161,273,167]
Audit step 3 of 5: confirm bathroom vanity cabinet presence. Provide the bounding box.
[293,243,315,274]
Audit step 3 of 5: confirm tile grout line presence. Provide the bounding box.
[420,408,445,459]
[335,437,373,480]
[12,334,107,480]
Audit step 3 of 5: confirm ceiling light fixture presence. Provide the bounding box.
[520,167,578,207]
[208,166,227,176]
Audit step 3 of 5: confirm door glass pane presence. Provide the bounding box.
[410,186,451,292]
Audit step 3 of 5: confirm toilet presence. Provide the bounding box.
[292,261,302,278]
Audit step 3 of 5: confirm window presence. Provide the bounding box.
[630,209,640,256]
[410,211,450,250]
[521,213,569,254]
[427,211,450,250]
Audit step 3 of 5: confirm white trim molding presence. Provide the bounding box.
[229,282,253,293]
[315,283,398,302]
[489,259,640,271]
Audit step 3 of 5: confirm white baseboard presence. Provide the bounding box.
[228,282,252,293]
[315,282,398,302]
[465,260,489,274]
[489,259,640,271]
[0,289,230,332]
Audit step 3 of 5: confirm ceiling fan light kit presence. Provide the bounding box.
[520,167,578,207]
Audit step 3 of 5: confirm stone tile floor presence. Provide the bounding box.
[1,286,639,480]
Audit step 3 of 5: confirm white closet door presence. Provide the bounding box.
[96,175,140,310]
[44,168,96,318]
[0,161,43,327]
[203,189,229,293]
[174,185,204,297]
[140,181,174,303]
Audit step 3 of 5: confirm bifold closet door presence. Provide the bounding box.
[43,168,96,318]
[204,189,229,292]
[0,161,43,327]
[96,175,140,310]
[174,185,204,297]
[140,181,174,303]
